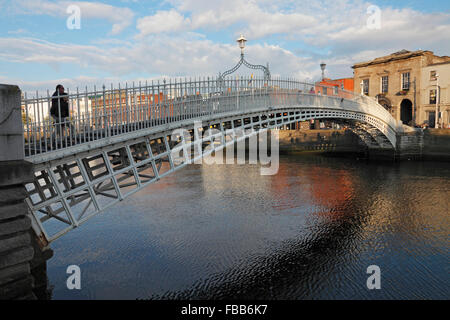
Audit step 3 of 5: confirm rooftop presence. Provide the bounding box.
[427,60,450,67]
[352,50,445,69]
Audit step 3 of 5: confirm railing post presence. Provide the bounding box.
[102,84,108,138]
[125,83,130,130]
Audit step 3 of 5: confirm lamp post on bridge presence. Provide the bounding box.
[237,34,247,56]
[219,35,271,84]
[320,63,326,81]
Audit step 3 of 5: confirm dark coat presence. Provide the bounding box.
[50,91,69,118]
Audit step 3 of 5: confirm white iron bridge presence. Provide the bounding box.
[20,76,405,246]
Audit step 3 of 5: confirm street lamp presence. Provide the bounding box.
[219,34,271,82]
[435,73,440,128]
[413,77,417,127]
[320,63,326,80]
[237,34,247,56]
[360,80,364,96]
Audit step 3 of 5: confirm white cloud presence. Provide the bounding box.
[302,6,450,54]
[0,37,131,73]
[136,10,191,36]
[14,0,134,34]
[135,0,450,59]
[0,75,115,94]
[136,0,317,39]
[2,0,450,89]
[0,34,317,85]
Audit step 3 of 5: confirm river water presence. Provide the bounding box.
[45,154,449,300]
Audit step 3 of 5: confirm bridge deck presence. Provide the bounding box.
[22,77,401,164]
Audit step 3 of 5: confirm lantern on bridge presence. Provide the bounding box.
[237,34,247,55]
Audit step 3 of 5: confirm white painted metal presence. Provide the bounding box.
[21,77,404,244]
[21,77,403,162]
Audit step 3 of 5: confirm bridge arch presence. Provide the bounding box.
[19,77,404,244]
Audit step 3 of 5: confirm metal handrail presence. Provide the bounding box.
[21,76,400,159]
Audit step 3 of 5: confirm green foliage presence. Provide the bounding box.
[22,111,32,124]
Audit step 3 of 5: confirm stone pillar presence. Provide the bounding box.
[0,84,43,300]
[0,162,35,299]
[0,84,24,162]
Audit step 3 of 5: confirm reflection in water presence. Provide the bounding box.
[43,155,449,299]
[32,259,54,300]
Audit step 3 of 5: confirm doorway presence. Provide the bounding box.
[428,111,436,128]
[400,99,413,125]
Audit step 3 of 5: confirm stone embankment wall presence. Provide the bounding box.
[422,129,450,161]
[278,128,450,161]
[278,129,366,155]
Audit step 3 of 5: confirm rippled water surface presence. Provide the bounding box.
[46,155,449,299]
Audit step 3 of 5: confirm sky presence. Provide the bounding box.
[0,0,449,93]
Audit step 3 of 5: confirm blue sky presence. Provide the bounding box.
[0,0,449,92]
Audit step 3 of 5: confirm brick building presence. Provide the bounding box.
[316,78,354,94]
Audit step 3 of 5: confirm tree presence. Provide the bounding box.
[22,111,33,124]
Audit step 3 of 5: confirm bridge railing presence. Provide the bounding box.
[20,77,391,159]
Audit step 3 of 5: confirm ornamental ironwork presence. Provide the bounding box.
[219,35,271,83]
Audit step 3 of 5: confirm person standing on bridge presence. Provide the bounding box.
[50,84,73,143]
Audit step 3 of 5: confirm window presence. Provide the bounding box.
[323,87,327,95]
[334,86,339,95]
[430,89,437,104]
[430,71,437,81]
[402,72,410,90]
[381,76,389,93]
[363,79,369,95]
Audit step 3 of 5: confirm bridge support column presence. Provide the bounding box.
[0,161,35,299]
[0,85,52,300]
